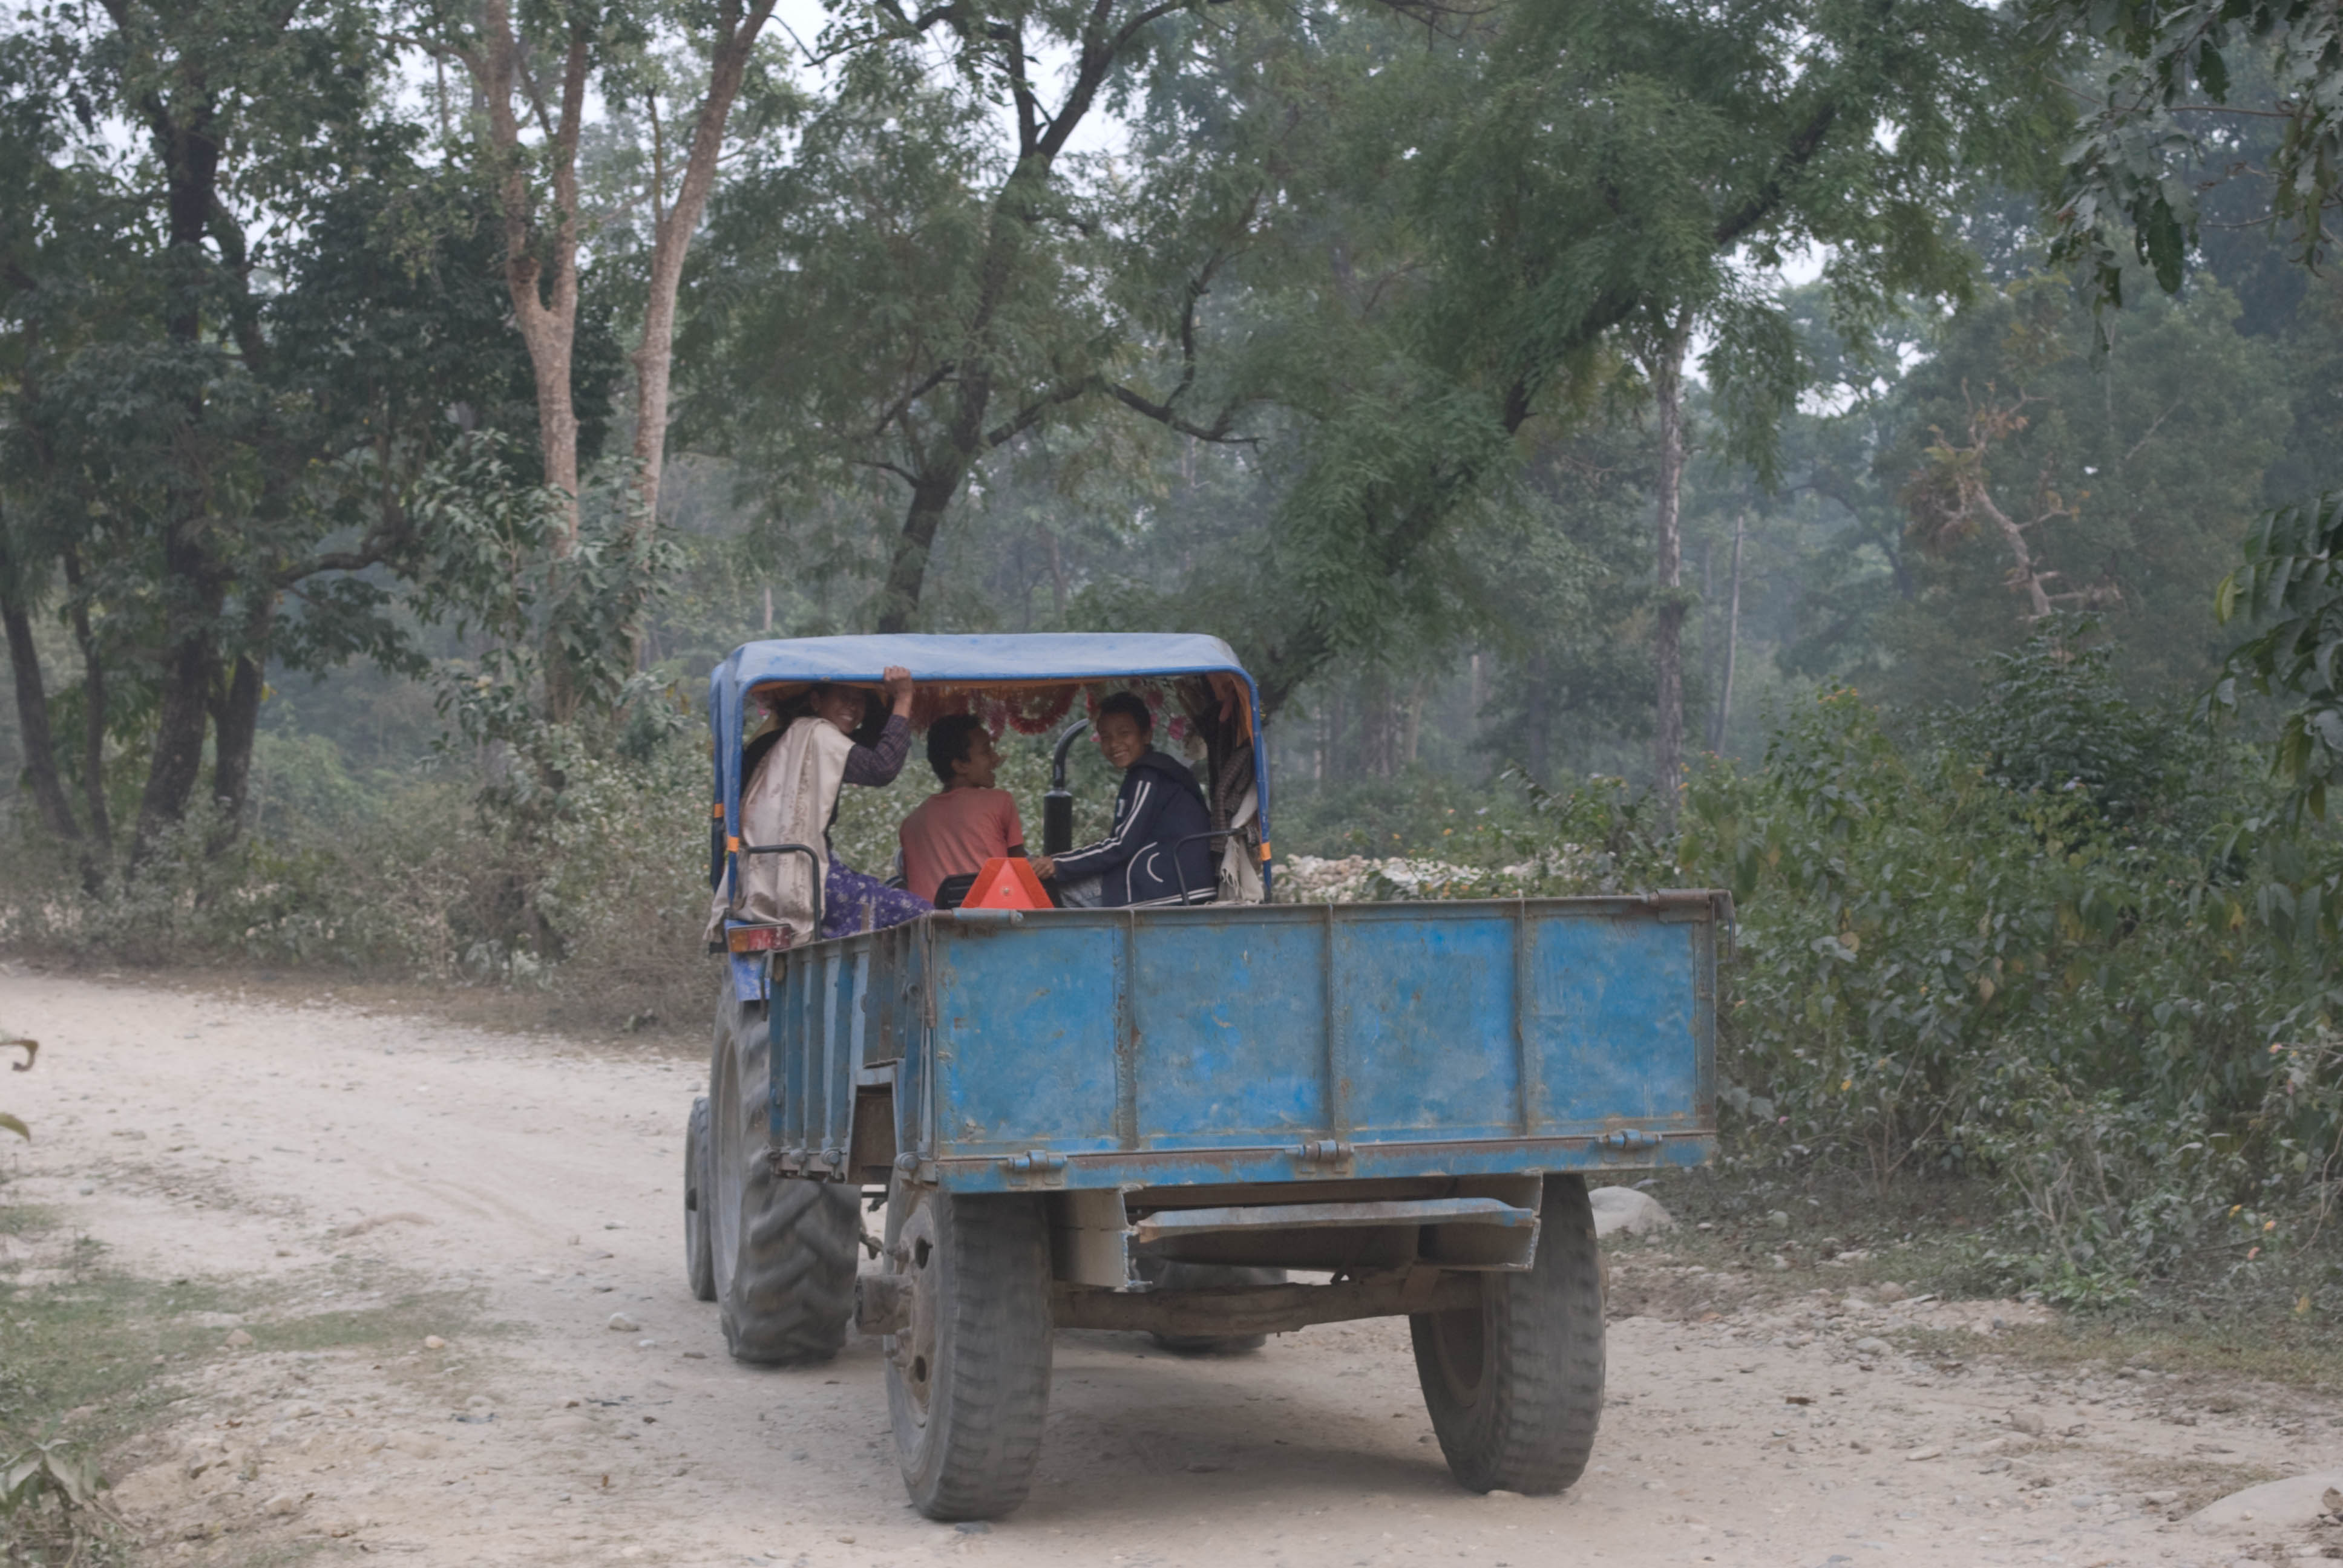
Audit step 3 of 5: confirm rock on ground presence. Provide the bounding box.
[1587,1184,1674,1237]
[2189,1470,2343,1534]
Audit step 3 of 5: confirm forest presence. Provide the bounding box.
[6,0,2343,1307]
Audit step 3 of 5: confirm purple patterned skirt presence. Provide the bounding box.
[819,861,932,941]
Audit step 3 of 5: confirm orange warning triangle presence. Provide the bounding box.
[962,855,1049,910]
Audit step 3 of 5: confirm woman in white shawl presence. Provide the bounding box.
[716,664,930,944]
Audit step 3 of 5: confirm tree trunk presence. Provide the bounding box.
[476,0,590,719]
[876,469,968,633]
[1522,648,1550,787]
[134,612,216,861]
[132,95,231,865]
[0,549,82,844]
[628,0,777,529]
[1708,513,1744,754]
[1359,670,1388,777]
[862,0,1183,635]
[1649,307,1693,824]
[206,592,278,849]
[1044,528,1068,621]
[484,0,586,531]
[62,549,112,852]
[1326,680,1346,782]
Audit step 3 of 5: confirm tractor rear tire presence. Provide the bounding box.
[709,993,860,1365]
[684,1096,716,1302]
[882,1179,1054,1521]
[1132,1255,1286,1353]
[1410,1173,1604,1495]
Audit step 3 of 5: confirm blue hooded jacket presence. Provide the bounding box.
[1049,748,1215,906]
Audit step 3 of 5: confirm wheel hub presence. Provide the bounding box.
[890,1194,941,1426]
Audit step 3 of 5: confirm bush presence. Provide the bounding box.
[0,720,717,1035]
[1679,634,2342,1293]
[1345,624,2343,1295]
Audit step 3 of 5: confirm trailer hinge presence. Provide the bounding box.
[1599,1129,1663,1152]
[1003,1149,1069,1186]
[1294,1139,1354,1171]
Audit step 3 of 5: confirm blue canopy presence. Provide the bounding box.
[707,633,1271,917]
[719,632,1250,690]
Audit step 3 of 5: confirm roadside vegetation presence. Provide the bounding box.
[0,1178,489,1566]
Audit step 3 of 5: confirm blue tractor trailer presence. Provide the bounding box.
[682,633,1723,1521]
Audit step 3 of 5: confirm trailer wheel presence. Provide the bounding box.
[1411,1173,1604,1495]
[709,993,859,1364]
[684,1096,716,1302]
[1132,1255,1286,1353]
[882,1178,1054,1521]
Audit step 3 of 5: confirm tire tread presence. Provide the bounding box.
[711,993,859,1365]
[1412,1174,1605,1494]
[889,1189,1053,1521]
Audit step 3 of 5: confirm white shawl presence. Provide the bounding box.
[706,715,854,946]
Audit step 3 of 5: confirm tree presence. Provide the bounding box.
[2,0,390,860]
[401,0,600,544]
[1193,0,2064,720]
[620,11,789,541]
[2047,2,2343,831]
[401,0,789,555]
[2051,0,2343,310]
[1640,305,1696,817]
[1885,275,2284,710]
[1,10,599,863]
[685,0,1256,633]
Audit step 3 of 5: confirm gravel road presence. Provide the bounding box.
[2,969,2338,1567]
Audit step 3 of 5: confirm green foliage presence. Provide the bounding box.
[1934,619,2214,837]
[1682,650,2336,1290]
[0,1432,106,1522]
[1184,0,2065,705]
[2049,0,2343,312]
[2216,488,2343,828]
[0,721,718,1030]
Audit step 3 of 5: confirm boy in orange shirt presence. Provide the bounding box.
[898,714,1026,903]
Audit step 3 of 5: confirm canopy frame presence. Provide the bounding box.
[707,633,1272,911]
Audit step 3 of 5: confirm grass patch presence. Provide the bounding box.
[0,1220,229,1564]
[1611,1162,2343,1396]
[0,1252,241,1448]
[0,1203,490,1565]
[249,1274,490,1359]
[1913,1317,2343,1394]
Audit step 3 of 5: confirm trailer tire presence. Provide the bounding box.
[1411,1173,1604,1495]
[882,1179,1054,1521]
[684,1096,716,1302]
[709,994,859,1365]
[1132,1256,1285,1353]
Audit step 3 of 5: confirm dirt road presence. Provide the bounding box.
[3,969,2338,1567]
